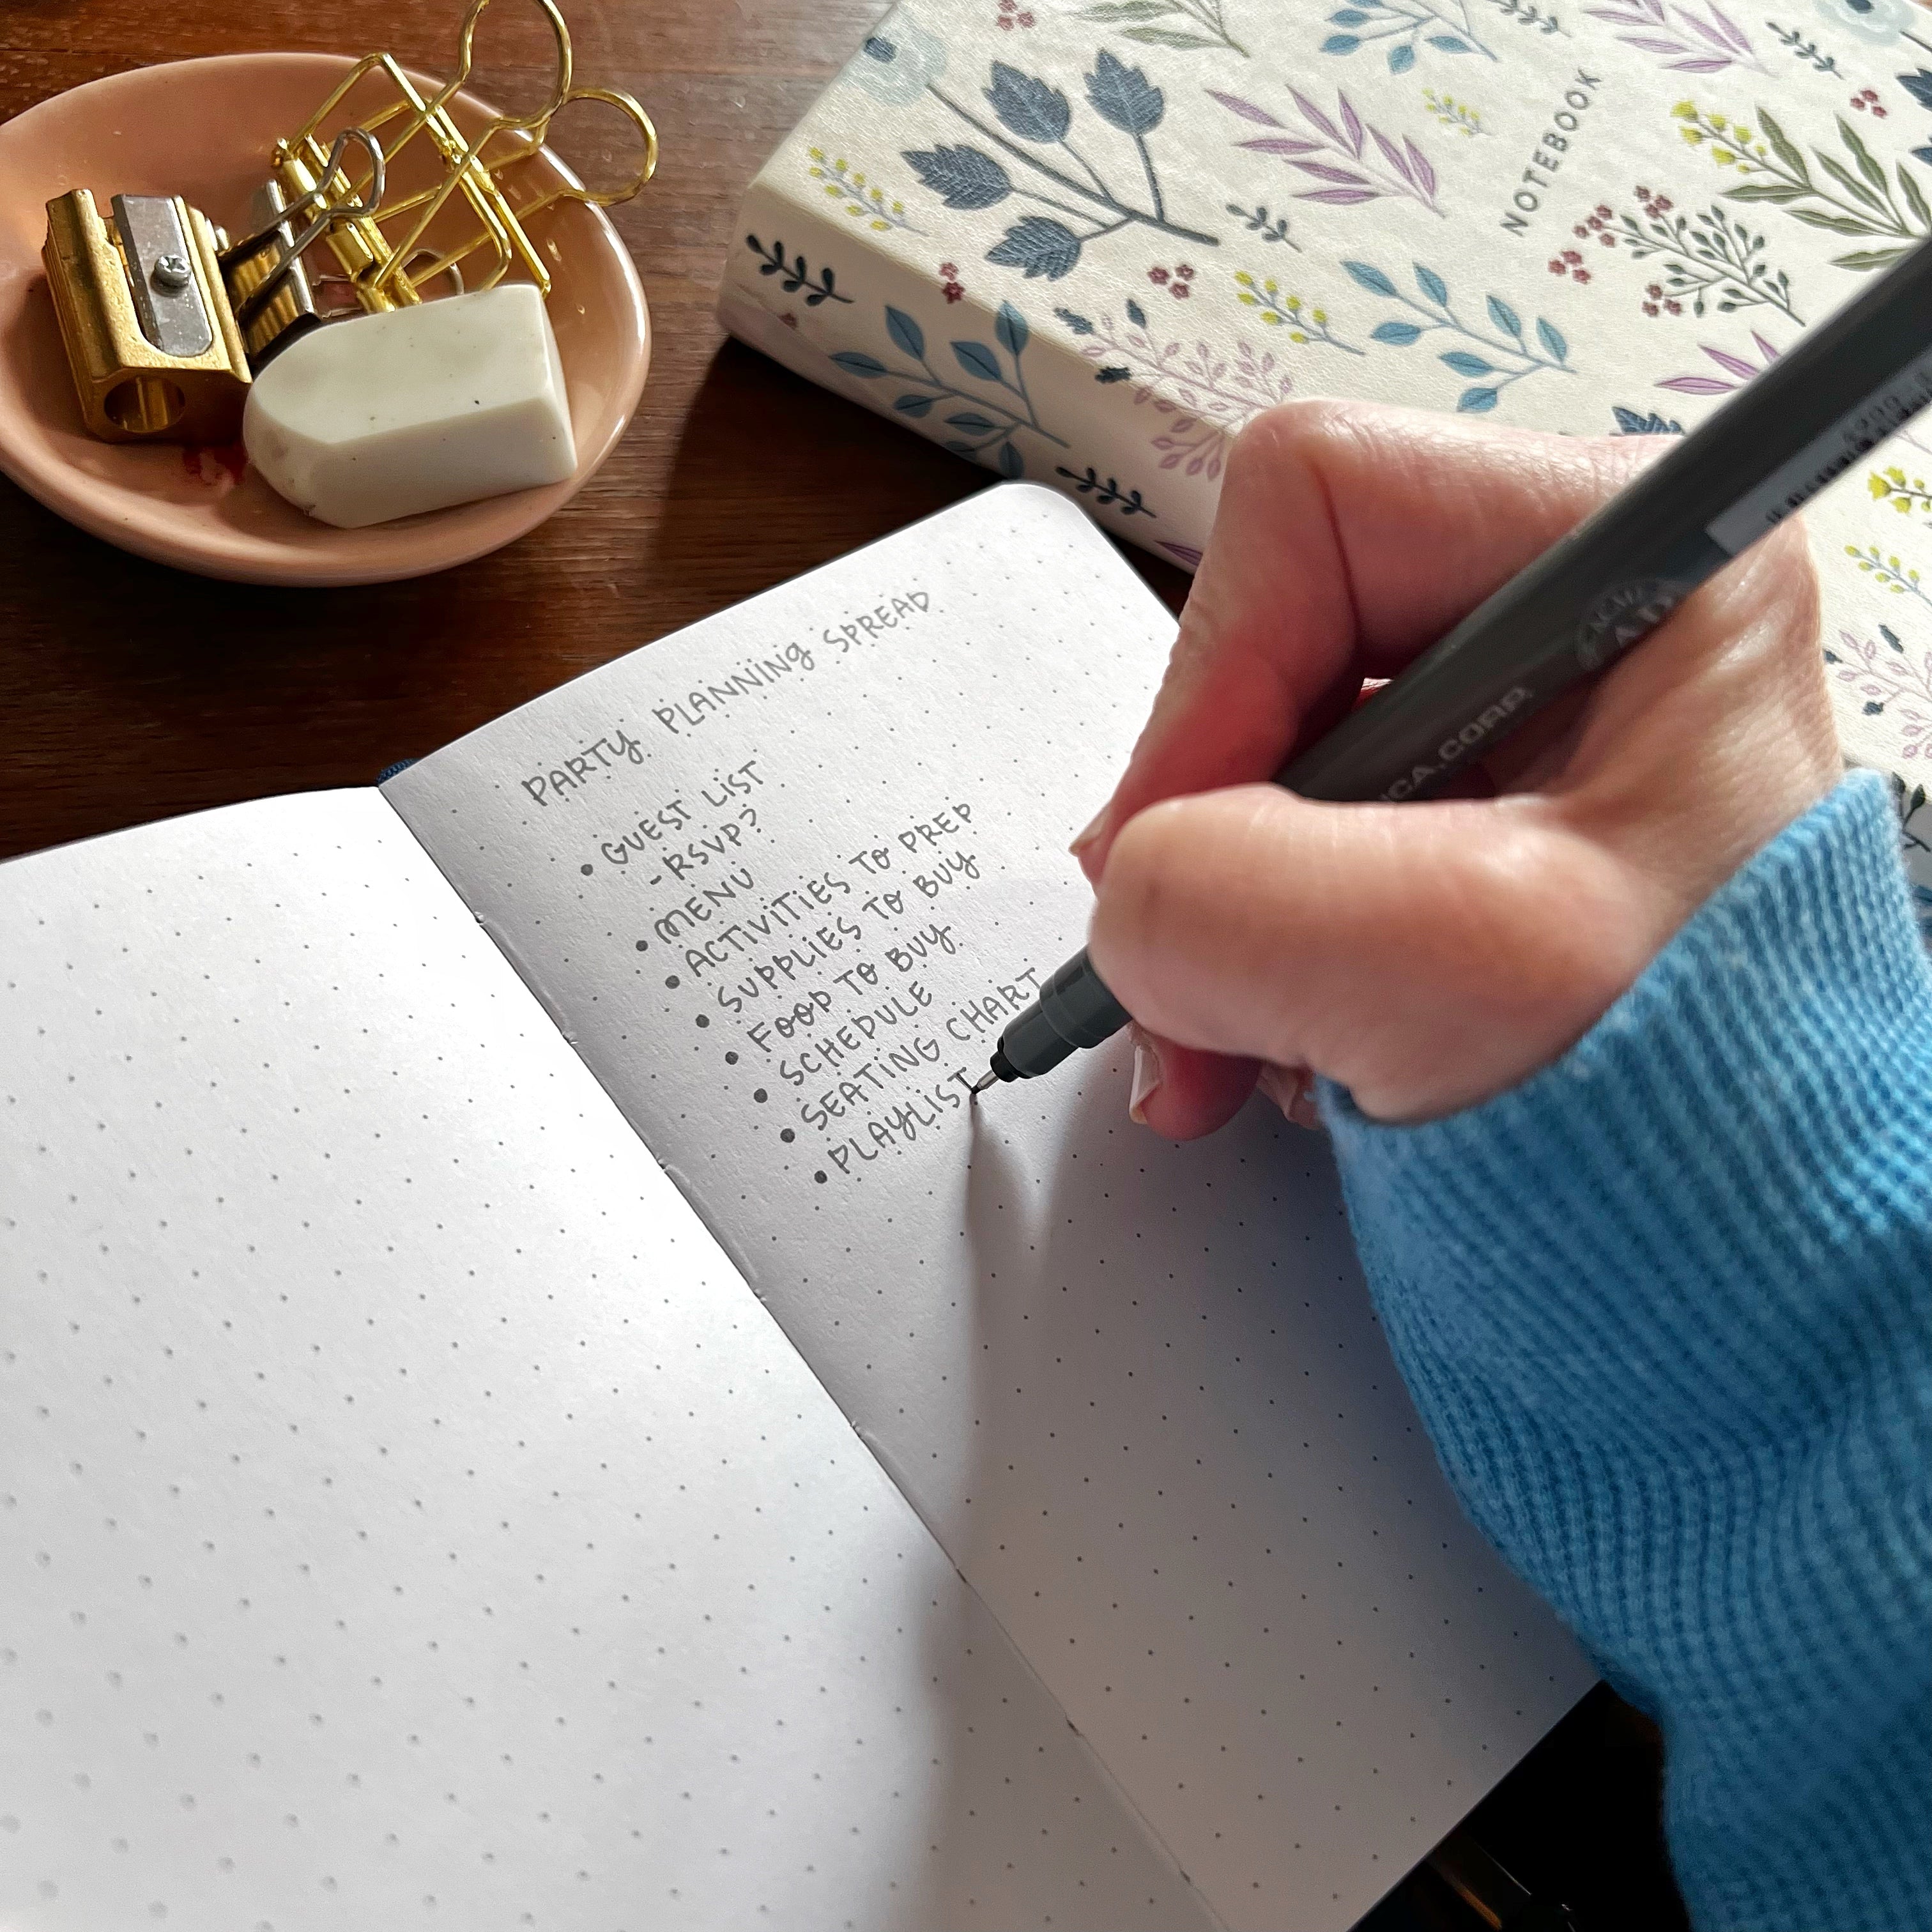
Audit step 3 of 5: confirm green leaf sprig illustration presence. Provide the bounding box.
[1055,465,1158,513]
[1674,100,1931,271]
[744,235,853,305]
[906,52,1220,281]
[1603,193,1802,321]
[829,300,1067,477]
[1074,0,1248,55]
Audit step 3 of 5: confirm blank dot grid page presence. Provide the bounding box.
[0,788,1209,1932]
[385,484,1595,1932]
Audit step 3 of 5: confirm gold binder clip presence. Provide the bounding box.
[268,0,657,312]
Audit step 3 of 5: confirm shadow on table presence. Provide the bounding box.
[652,337,1194,621]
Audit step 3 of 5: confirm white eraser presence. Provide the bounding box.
[243,284,578,529]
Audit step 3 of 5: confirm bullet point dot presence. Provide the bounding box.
[753,1088,768,1103]
[664,975,680,989]
[634,940,648,953]
[725,1051,739,1064]
[579,864,593,875]
[814,1171,827,1184]
[695,1014,710,1028]
[781,1128,796,1143]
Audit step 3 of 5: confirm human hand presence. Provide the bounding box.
[1078,400,1840,1135]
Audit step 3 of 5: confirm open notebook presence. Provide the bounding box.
[1,484,1591,1932]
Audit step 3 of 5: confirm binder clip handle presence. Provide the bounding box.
[220,126,386,338]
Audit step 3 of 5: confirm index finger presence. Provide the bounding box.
[1076,399,1663,882]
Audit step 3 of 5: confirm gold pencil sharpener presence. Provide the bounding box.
[42,188,253,444]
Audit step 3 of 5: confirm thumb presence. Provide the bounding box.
[1087,783,1666,1126]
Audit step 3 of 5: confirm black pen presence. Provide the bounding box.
[970,232,1932,1096]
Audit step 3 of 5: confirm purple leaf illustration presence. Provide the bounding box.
[1290,89,1345,145]
[1289,160,1375,185]
[1372,128,1411,178]
[1585,0,1763,72]
[1752,330,1779,359]
[1704,346,1758,377]
[1679,12,1734,49]
[1405,137,1437,197]
[1707,2,1751,51]
[1239,137,1324,155]
[1657,375,1736,393]
[1300,188,1379,204]
[1206,89,1281,126]
[1340,95,1366,157]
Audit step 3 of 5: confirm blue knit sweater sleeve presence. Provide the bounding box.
[1322,771,1932,1932]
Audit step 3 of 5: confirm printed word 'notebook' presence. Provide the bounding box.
[1,486,1591,1931]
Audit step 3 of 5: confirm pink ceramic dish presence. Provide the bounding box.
[0,53,650,585]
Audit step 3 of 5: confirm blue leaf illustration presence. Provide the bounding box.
[1085,49,1165,134]
[1343,260,1398,296]
[903,144,1013,210]
[886,307,926,360]
[1441,350,1494,376]
[985,62,1071,142]
[1414,264,1448,305]
[832,351,887,377]
[1126,296,1149,326]
[1900,68,1932,111]
[1459,386,1501,411]
[944,439,978,454]
[952,341,1004,381]
[1388,41,1416,72]
[1486,295,1523,339]
[1613,405,1682,435]
[997,441,1026,479]
[1537,316,1568,362]
[946,411,999,431]
[1055,306,1096,336]
[986,215,1083,280]
[996,301,1030,358]
[895,393,936,416]
[1096,365,1132,383]
[1427,33,1471,49]
[1321,32,1362,50]
[1329,6,1370,20]
[1370,319,1423,344]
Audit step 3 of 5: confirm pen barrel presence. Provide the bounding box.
[1282,232,1932,806]
[999,949,1132,1077]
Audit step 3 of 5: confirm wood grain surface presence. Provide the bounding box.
[0,4,1680,1926]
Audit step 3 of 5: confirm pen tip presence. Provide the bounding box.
[968,1069,998,1098]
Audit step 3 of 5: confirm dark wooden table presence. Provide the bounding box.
[0,3,1685,1924]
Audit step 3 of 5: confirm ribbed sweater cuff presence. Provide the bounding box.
[1322,771,1932,1932]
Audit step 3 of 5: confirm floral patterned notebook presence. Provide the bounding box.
[720,0,1932,897]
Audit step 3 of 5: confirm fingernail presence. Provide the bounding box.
[1258,1063,1323,1132]
[1069,806,1108,859]
[1128,1025,1163,1124]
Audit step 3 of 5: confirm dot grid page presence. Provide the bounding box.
[0,787,1210,1932]
[385,484,1596,1932]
